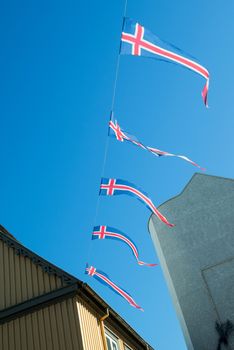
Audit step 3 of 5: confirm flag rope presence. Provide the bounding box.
[85,0,128,266]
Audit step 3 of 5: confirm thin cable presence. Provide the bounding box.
[111,0,128,112]
[110,51,121,113]
[86,0,128,266]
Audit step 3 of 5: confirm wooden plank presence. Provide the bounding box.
[43,307,53,349]
[61,300,73,350]
[74,299,85,350]
[2,323,8,350]
[19,316,28,350]
[0,325,3,350]
[37,265,45,296]
[77,301,87,349]
[49,274,56,291]
[32,312,41,350]
[37,309,47,350]
[19,256,27,301]
[26,314,34,349]
[43,269,52,294]
[8,321,15,350]
[31,261,39,298]
[25,258,33,300]
[0,242,5,309]
[67,298,81,349]
[54,303,66,350]
[13,318,21,350]
[49,305,60,349]
[79,299,95,350]
[9,248,16,306]
[14,253,22,305]
[3,244,10,308]
[56,275,62,289]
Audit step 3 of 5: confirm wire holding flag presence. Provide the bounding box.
[85,265,144,311]
[92,225,157,267]
[120,17,210,107]
[99,178,175,227]
[109,119,205,170]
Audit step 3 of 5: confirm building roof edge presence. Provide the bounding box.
[0,225,155,350]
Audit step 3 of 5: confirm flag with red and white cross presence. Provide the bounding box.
[120,17,210,106]
[109,120,128,142]
[92,225,157,266]
[85,264,143,310]
[99,178,174,227]
[109,120,205,170]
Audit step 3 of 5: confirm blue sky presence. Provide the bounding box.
[1,1,234,349]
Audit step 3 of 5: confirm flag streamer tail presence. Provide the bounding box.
[202,79,209,107]
[138,260,158,267]
[86,265,143,311]
[93,226,158,267]
[109,120,205,171]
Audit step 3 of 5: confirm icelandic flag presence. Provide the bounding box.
[99,178,174,227]
[85,264,143,311]
[109,119,205,170]
[92,225,157,266]
[120,17,210,106]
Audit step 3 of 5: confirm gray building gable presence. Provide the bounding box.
[148,173,234,350]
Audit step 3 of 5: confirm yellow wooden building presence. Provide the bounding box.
[0,225,154,350]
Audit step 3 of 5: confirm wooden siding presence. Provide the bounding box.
[0,298,84,350]
[0,240,64,310]
[76,296,144,350]
[0,232,151,350]
[76,297,104,350]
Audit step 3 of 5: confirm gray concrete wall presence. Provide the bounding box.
[148,174,234,350]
